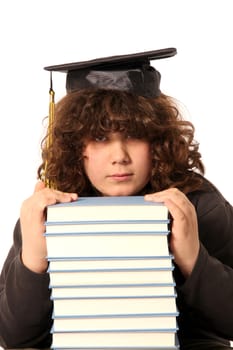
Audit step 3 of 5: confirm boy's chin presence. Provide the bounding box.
[101,188,140,197]
[95,183,148,197]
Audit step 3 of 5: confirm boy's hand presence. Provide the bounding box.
[20,181,77,273]
[145,188,200,278]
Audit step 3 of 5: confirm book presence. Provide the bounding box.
[46,196,169,223]
[52,348,178,350]
[48,256,173,272]
[46,221,169,234]
[51,329,178,348]
[52,295,177,317]
[46,232,170,259]
[51,284,176,299]
[49,267,174,287]
[52,313,178,332]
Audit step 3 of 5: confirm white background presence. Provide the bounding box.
[0,0,232,270]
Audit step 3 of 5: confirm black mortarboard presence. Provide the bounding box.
[44,47,177,98]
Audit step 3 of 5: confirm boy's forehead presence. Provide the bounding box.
[44,47,177,98]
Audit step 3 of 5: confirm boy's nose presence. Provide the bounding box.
[111,141,130,165]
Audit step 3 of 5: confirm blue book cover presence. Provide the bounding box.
[46,196,169,223]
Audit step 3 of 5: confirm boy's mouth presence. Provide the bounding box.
[108,173,133,181]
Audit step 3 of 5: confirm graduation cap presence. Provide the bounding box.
[43,48,177,187]
[44,47,177,98]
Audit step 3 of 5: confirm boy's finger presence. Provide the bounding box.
[34,181,46,193]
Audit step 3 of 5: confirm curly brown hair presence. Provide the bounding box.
[38,88,204,195]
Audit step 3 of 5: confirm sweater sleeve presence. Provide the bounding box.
[0,220,53,348]
[177,190,233,341]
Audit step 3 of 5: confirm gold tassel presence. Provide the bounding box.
[45,72,55,188]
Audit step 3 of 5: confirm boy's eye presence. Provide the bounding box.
[126,135,139,141]
[95,136,107,142]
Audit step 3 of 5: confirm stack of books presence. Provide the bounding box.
[45,196,179,349]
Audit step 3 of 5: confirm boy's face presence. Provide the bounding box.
[83,132,152,196]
